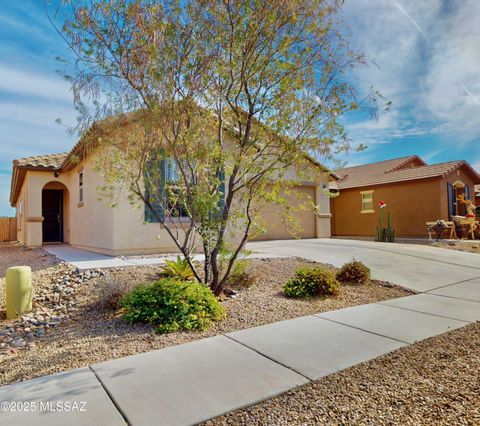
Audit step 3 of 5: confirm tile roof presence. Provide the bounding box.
[336,156,480,189]
[14,152,68,169]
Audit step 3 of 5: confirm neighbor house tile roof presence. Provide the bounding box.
[14,152,68,169]
[336,156,480,189]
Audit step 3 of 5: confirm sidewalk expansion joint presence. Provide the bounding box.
[223,334,312,382]
[89,365,131,426]
[377,301,473,323]
[424,292,480,304]
[311,315,411,345]
[423,276,480,292]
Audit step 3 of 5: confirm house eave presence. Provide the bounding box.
[9,164,60,207]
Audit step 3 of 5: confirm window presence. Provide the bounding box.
[164,158,189,218]
[78,171,84,204]
[144,157,188,223]
[361,190,374,213]
[144,155,225,223]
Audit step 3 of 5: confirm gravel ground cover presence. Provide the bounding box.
[0,243,59,277]
[205,322,480,426]
[0,251,409,385]
[432,240,480,254]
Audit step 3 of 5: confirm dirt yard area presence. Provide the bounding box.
[205,322,480,426]
[432,240,480,254]
[0,254,410,385]
[0,243,59,277]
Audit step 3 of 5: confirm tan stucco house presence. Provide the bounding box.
[10,130,336,255]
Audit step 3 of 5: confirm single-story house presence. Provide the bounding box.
[330,155,480,238]
[10,126,337,255]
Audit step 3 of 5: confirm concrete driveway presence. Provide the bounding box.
[247,238,480,293]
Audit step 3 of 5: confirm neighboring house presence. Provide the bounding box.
[10,130,337,255]
[330,155,480,238]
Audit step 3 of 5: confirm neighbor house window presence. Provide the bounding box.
[78,171,84,204]
[361,190,374,213]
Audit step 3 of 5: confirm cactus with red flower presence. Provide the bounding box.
[376,201,395,242]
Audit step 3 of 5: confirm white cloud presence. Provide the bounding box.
[0,64,72,103]
[340,0,480,150]
[0,100,76,129]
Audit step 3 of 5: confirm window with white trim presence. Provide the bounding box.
[361,191,374,213]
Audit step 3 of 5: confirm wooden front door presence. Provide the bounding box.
[42,189,63,242]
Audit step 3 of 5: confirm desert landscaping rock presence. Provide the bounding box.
[0,249,109,361]
[0,248,409,385]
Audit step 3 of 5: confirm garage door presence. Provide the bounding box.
[251,186,316,241]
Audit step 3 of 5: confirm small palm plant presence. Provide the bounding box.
[161,256,199,281]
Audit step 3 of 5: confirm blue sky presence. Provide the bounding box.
[1,0,480,216]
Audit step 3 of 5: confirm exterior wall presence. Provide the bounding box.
[16,149,332,254]
[15,183,27,244]
[331,178,444,237]
[21,171,71,247]
[110,184,196,255]
[16,153,116,251]
[67,154,116,252]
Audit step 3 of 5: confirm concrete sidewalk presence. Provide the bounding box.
[1,279,478,425]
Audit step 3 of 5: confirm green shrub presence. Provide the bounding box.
[226,258,256,288]
[336,260,371,284]
[120,279,226,334]
[283,266,340,298]
[160,256,198,281]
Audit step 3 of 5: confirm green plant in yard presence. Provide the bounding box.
[160,256,199,281]
[120,279,226,334]
[225,258,256,288]
[284,266,340,298]
[376,201,395,242]
[336,260,371,284]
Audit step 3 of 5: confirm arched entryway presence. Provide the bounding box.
[42,182,69,243]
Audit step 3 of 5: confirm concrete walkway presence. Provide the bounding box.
[43,245,287,271]
[43,245,189,270]
[1,239,479,425]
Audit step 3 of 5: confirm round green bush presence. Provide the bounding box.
[120,279,226,334]
[283,266,340,298]
[336,260,371,284]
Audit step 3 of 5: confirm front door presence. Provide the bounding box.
[42,189,63,242]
